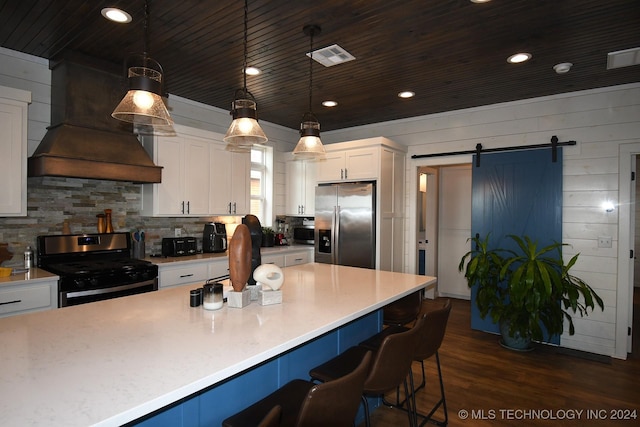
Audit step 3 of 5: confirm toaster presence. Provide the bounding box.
[161,237,197,257]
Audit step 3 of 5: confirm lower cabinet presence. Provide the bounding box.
[0,279,57,318]
[158,262,209,289]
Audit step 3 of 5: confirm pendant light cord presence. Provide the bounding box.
[243,0,248,96]
[143,0,150,65]
[308,28,313,113]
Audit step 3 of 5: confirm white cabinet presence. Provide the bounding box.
[379,147,406,272]
[0,86,30,216]
[142,131,210,216]
[158,262,209,289]
[261,254,285,268]
[286,156,316,216]
[284,251,311,267]
[208,258,230,279]
[316,147,379,183]
[142,125,250,217]
[0,279,57,318]
[209,143,250,215]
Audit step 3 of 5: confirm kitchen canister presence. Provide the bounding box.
[203,281,223,310]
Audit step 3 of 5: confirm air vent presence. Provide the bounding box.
[607,47,640,69]
[307,44,355,67]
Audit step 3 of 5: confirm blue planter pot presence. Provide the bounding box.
[499,321,532,351]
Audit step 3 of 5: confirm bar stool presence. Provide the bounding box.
[309,315,428,427]
[360,299,452,426]
[222,351,372,427]
[383,290,423,326]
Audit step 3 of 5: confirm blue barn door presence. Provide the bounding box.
[471,149,562,344]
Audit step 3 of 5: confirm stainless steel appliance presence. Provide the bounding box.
[162,237,197,257]
[315,182,376,268]
[293,226,314,245]
[203,222,227,253]
[37,233,158,307]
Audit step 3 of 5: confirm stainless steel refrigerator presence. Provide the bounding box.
[314,182,376,268]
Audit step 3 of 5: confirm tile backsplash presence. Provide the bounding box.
[0,176,242,267]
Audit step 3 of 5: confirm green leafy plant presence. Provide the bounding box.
[459,234,604,344]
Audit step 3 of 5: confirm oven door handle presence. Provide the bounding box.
[62,279,157,299]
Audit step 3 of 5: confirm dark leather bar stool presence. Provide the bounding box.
[360,299,452,427]
[222,351,372,427]
[383,290,423,326]
[309,315,428,427]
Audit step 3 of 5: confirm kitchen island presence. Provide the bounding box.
[0,263,435,426]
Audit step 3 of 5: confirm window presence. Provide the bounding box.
[250,146,273,226]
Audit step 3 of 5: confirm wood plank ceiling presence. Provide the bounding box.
[0,0,638,131]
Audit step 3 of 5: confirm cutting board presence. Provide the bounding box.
[0,243,13,265]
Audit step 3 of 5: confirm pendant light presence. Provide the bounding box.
[112,0,173,128]
[224,0,268,150]
[292,25,325,159]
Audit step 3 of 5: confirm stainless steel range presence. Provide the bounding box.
[37,233,158,307]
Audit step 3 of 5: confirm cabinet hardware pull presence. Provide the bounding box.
[295,258,303,261]
[179,274,194,278]
[341,169,344,180]
[233,202,237,214]
[228,202,232,214]
[0,299,22,306]
[345,168,348,179]
[187,201,190,214]
[181,201,185,214]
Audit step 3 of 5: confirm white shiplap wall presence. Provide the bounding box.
[323,83,640,359]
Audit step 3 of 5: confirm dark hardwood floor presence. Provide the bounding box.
[364,297,640,426]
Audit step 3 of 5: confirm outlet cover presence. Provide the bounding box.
[174,228,182,237]
[598,236,612,248]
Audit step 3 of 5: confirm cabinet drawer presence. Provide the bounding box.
[262,254,285,268]
[284,252,310,267]
[208,260,230,280]
[0,284,53,316]
[159,263,208,288]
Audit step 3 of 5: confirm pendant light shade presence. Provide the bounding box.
[224,0,267,149]
[112,0,173,128]
[293,25,325,158]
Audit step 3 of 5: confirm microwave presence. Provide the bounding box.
[293,226,314,245]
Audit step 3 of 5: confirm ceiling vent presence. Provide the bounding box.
[308,44,355,67]
[607,47,640,70]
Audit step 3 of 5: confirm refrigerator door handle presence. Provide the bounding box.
[333,205,339,264]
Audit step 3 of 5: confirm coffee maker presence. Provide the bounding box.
[203,223,227,253]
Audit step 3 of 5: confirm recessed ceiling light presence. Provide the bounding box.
[398,91,415,99]
[553,62,573,74]
[507,52,532,64]
[322,100,338,107]
[470,0,492,3]
[245,66,261,76]
[101,8,132,23]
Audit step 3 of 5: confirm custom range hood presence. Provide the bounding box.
[28,54,162,183]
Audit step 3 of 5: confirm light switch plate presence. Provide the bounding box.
[174,228,182,237]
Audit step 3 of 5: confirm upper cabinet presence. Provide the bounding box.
[316,146,379,183]
[0,86,31,217]
[142,125,250,217]
[285,154,316,216]
[209,143,250,215]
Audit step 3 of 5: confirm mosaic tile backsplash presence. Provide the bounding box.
[0,177,242,268]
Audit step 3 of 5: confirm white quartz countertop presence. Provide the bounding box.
[0,267,58,287]
[0,263,435,427]
[147,244,312,265]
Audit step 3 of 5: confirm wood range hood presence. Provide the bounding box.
[27,53,162,184]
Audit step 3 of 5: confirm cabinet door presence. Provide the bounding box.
[302,160,317,215]
[286,160,305,215]
[230,151,250,215]
[344,147,379,180]
[155,136,184,215]
[183,136,210,215]
[209,145,250,215]
[316,151,345,182]
[0,90,29,216]
[159,262,209,288]
[284,251,310,266]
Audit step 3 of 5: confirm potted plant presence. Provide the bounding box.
[261,227,275,247]
[458,234,604,350]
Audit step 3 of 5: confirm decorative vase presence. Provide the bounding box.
[228,224,252,292]
[104,209,114,233]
